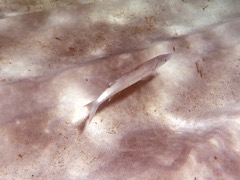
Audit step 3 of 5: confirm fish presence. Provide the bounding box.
[78,53,172,130]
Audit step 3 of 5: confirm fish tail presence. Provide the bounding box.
[78,101,98,133]
[79,101,99,131]
[87,102,98,123]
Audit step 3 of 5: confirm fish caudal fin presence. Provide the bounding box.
[78,101,99,132]
[86,101,99,125]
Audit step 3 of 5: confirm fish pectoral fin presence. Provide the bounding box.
[140,75,150,82]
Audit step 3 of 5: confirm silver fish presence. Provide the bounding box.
[79,53,172,130]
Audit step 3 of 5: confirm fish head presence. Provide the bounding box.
[154,53,172,69]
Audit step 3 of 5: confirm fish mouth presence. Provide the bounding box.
[154,53,172,68]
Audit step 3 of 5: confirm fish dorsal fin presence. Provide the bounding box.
[109,79,116,87]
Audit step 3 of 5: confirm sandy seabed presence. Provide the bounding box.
[0,0,240,179]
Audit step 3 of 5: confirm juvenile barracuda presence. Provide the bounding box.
[78,53,172,129]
